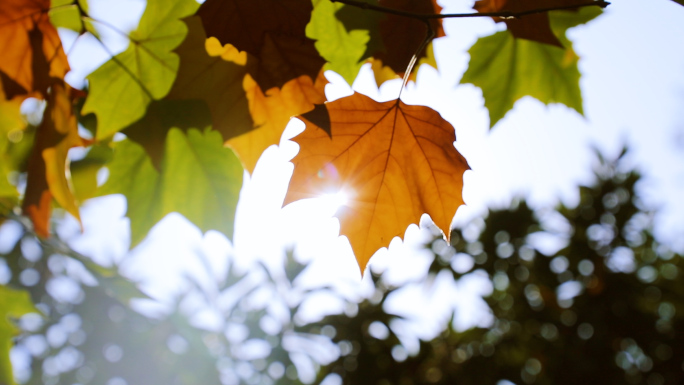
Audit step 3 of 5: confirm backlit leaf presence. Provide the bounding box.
[82,0,199,139]
[99,129,243,246]
[0,285,39,385]
[285,93,469,273]
[461,7,601,127]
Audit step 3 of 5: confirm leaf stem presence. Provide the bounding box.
[330,0,610,20]
[398,20,433,99]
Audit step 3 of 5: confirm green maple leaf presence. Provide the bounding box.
[0,285,39,385]
[99,128,243,247]
[82,0,199,140]
[461,7,601,128]
[307,0,370,85]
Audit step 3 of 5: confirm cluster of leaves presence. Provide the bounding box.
[0,0,613,272]
[2,151,683,385]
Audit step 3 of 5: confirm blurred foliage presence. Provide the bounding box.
[1,149,683,385]
[308,149,684,385]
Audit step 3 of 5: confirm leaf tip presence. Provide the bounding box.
[299,103,332,138]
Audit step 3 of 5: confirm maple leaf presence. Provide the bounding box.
[228,71,328,174]
[0,0,69,98]
[82,0,200,139]
[22,82,84,237]
[0,285,39,385]
[461,6,601,127]
[98,129,243,247]
[474,0,593,47]
[197,0,325,91]
[285,93,469,273]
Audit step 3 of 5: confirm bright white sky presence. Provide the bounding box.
[44,0,684,334]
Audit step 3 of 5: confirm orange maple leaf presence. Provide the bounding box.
[228,71,327,173]
[22,82,84,237]
[285,93,470,273]
[0,0,70,98]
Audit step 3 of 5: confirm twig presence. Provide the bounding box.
[330,0,610,20]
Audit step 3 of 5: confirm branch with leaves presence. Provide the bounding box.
[0,0,614,275]
[332,0,610,20]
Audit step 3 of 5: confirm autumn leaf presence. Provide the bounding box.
[285,93,469,273]
[0,285,39,385]
[474,0,593,47]
[0,0,69,98]
[197,0,325,91]
[22,82,84,237]
[82,0,200,140]
[99,129,243,247]
[461,6,601,127]
[228,71,328,173]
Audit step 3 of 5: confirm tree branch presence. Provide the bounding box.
[330,0,610,20]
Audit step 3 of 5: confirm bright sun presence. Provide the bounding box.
[319,191,349,212]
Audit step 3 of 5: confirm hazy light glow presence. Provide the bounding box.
[319,191,350,213]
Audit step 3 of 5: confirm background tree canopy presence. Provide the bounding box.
[1,0,684,384]
[2,149,683,385]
